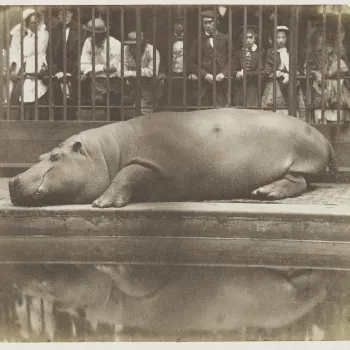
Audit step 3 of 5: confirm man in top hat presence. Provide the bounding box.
[123,30,161,115]
[49,6,82,120]
[188,9,233,108]
[80,18,122,118]
[233,24,265,108]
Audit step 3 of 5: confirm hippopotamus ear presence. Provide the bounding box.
[72,141,82,152]
[38,152,50,161]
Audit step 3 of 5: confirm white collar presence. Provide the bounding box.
[246,43,257,52]
[277,46,287,53]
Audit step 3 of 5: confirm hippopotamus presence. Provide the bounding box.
[4,265,332,337]
[9,108,337,207]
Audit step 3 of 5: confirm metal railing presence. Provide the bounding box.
[0,5,349,122]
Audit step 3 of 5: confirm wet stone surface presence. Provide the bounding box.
[2,177,350,207]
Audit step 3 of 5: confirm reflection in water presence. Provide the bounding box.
[0,264,349,341]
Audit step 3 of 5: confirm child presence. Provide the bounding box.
[261,25,305,118]
[233,25,264,108]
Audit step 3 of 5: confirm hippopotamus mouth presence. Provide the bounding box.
[8,176,58,207]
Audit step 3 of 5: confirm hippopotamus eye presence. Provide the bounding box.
[50,154,60,162]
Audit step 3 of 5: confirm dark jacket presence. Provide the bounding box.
[188,31,234,78]
[232,47,265,78]
[49,20,81,76]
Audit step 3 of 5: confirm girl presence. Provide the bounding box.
[261,26,305,118]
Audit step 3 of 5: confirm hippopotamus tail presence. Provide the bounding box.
[328,142,338,181]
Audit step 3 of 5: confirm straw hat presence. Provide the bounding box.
[124,31,145,45]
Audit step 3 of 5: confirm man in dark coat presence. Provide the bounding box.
[188,10,233,108]
[49,6,81,120]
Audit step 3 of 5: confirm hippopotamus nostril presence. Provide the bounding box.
[33,186,47,200]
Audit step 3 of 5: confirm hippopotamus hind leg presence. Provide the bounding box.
[92,164,159,208]
[251,174,307,200]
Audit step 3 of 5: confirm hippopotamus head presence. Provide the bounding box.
[9,137,110,206]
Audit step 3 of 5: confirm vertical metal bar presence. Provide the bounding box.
[227,6,232,107]
[213,5,217,109]
[183,7,188,111]
[77,6,82,120]
[20,6,25,120]
[135,7,141,116]
[120,6,124,121]
[0,8,4,120]
[305,19,311,123]
[258,5,262,109]
[167,7,172,110]
[40,298,46,337]
[288,6,297,117]
[63,6,67,121]
[6,6,11,120]
[26,296,32,334]
[92,7,96,120]
[243,6,247,108]
[273,6,277,112]
[34,6,39,120]
[152,7,156,113]
[106,6,110,121]
[321,5,326,123]
[197,6,202,110]
[337,5,342,123]
[48,7,53,121]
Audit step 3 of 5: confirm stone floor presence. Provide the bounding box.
[2,177,350,207]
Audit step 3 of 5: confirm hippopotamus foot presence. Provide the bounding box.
[251,174,307,200]
[92,164,158,208]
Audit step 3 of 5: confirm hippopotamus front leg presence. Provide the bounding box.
[92,164,161,208]
[251,174,307,200]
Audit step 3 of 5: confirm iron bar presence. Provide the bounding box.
[183,6,187,111]
[48,7,53,121]
[213,5,217,109]
[120,6,125,120]
[135,7,141,116]
[106,6,111,121]
[243,6,247,108]
[77,5,82,120]
[273,5,277,113]
[92,7,96,121]
[337,5,342,123]
[197,5,202,110]
[62,6,67,121]
[227,6,232,107]
[258,5,262,109]
[321,5,326,123]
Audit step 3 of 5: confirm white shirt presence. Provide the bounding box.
[81,36,122,76]
[21,28,49,103]
[205,31,213,47]
[123,43,160,77]
[172,38,183,73]
[65,27,70,42]
[277,47,289,72]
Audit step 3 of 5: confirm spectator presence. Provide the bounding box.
[188,10,232,108]
[8,8,36,103]
[261,25,305,118]
[233,25,264,108]
[306,29,350,123]
[123,31,161,115]
[158,13,190,109]
[1,49,8,118]
[81,18,122,119]
[50,6,81,120]
[9,11,49,120]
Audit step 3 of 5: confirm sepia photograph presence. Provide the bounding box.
[1,2,350,343]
